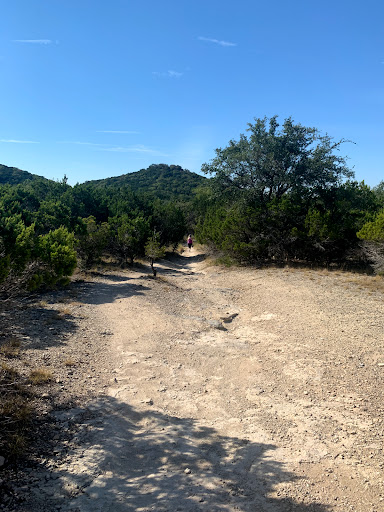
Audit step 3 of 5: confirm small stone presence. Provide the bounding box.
[184,468,191,474]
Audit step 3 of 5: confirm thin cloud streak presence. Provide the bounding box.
[13,39,53,45]
[0,139,39,144]
[152,70,183,78]
[198,36,237,47]
[59,140,166,156]
[100,145,167,156]
[168,70,183,78]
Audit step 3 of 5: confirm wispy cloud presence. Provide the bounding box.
[198,36,237,47]
[152,70,183,78]
[100,145,167,156]
[13,39,53,45]
[0,139,39,144]
[59,140,166,156]
[96,130,140,134]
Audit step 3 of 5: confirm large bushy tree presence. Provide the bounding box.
[198,116,377,264]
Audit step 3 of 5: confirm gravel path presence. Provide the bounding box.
[3,248,384,511]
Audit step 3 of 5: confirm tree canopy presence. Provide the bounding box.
[202,116,354,202]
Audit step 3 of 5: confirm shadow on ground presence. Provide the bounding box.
[166,252,208,266]
[76,279,150,306]
[155,252,207,277]
[21,396,330,512]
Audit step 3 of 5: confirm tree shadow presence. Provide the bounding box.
[156,252,207,277]
[85,271,133,282]
[1,301,80,350]
[21,396,330,512]
[169,252,208,266]
[77,279,149,306]
[1,278,150,351]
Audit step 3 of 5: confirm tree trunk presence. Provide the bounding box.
[150,258,157,277]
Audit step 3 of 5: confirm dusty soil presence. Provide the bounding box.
[2,248,384,511]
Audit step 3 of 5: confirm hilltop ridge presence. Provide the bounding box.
[0,163,207,200]
[83,163,207,200]
[0,164,50,186]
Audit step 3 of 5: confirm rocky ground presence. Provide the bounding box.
[1,248,384,511]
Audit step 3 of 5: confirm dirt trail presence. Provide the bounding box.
[18,249,384,511]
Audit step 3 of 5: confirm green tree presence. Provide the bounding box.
[152,200,187,249]
[39,227,77,278]
[202,116,353,203]
[75,216,109,269]
[33,200,72,233]
[0,224,77,294]
[109,215,150,264]
[198,116,366,264]
[372,181,384,206]
[357,211,384,274]
[357,211,384,242]
[145,231,165,277]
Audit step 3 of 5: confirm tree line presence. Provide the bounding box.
[0,166,192,295]
[1,117,384,296]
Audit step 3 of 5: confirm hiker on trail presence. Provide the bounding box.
[187,235,193,251]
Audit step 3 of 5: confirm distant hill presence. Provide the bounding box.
[0,164,49,186]
[84,164,207,200]
[0,162,208,201]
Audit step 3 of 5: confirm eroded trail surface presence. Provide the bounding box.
[23,250,384,511]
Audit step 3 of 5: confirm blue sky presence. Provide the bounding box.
[1,0,383,186]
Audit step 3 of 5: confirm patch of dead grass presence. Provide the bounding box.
[28,368,53,385]
[0,337,21,358]
[64,359,76,367]
[58,307,71,316]
[346,274,384,293]
[0,363,32,458]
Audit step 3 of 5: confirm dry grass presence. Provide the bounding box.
[200,256,216,267]
[64,358,76,367]
[6,433,28,457]
[0,363,32,458]
[174,243,185,254]
[343,274,384,293]
[298,266,384,294]
[1,362,19,380]
[0,337,21,358]
[2,393,32,423]
[57,307,71,316]
[28,368,53,385]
